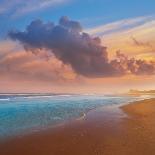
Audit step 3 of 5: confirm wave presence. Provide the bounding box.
[16,94,73,99]
[0,98,10,101]
[0,94,75,100]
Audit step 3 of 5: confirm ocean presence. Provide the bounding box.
[0,94,150,140]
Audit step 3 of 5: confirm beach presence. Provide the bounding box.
[0,98,155,155]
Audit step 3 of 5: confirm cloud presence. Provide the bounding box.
[0,40,23,59]
[86,15,155,36]
[131,36,153,49]
[111,51,155,75]
[0,50,78,83]
[9,16,155,77]
[0,0,69,17]
[87,15,155,60]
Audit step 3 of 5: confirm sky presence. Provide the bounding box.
[0,0,155,94]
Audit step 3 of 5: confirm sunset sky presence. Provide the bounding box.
[0,0,155,94]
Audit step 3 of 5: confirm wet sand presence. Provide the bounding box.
[0,98,155,155]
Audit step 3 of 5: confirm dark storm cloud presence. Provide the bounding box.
[9,16,155,77]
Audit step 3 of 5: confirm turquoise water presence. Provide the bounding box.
[0,94,148,140]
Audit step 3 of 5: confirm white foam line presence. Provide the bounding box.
[0,98,10,101]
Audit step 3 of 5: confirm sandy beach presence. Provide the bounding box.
[0,98,155,155]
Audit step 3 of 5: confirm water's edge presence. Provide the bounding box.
[0,96,153,141]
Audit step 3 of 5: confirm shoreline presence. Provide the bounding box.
[0,101,124,142]
[0,98,155,155]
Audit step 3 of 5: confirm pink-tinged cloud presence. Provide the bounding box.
[0,50,80,84]
[9,16,155,78]
[131,36,153,49]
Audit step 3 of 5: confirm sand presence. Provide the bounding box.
[0,98,155,155]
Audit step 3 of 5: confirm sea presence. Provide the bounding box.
[0,93,151,141]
